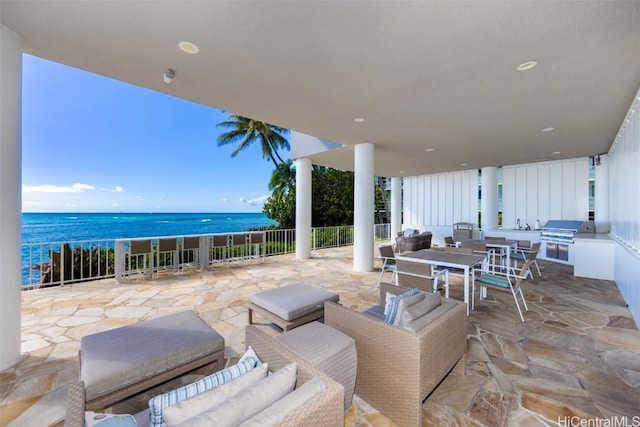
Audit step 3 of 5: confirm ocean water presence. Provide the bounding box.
[21,212,278,286]
[22,212,277,243]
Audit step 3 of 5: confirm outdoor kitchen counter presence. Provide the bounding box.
[574,233,614,281]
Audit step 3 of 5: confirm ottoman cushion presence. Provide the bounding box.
[81,310,224,402]
[250,283,339,321]
[275,321,357,411]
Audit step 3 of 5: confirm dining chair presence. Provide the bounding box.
[510,242,542,278]
[396,259,449,297]
[475,259,532,322]
[377,245,397,286]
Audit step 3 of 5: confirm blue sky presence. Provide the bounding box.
[21,54,286,213]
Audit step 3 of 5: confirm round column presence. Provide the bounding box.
[295,158,312,259]
[0,24,23,370]
[481,167,499,234]
[390,177,402,242]
[354,144,375,271]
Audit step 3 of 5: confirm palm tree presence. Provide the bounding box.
[216,115,293,188]
[268,159,295,200]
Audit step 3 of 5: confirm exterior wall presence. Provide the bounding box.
[501,158,590,231]
[609,87,640,323]
[402,170,479,246]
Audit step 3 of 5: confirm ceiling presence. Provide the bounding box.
[2,1,640,177]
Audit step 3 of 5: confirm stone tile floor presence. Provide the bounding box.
[1,246,639,426]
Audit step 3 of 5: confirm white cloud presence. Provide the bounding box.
[22,201,46,206]
[22,183,95,194]
[112,186,123,193]
[221,198,228,203]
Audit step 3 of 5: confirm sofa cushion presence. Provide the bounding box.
[85,412,137,427]
[174,363,298,427]
[384,288,420,324]
[403,299,456,332]
[362,304,386,321]
[238,376,325,427]
[149,357,258,427]
[398,292,441,327]
[163,363,269,426]
[393,293,425,326]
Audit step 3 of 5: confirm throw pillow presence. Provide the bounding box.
[85,412,137,427]
[384,288,420,324]
[398,292,442,327]
[403,229,416,237]
[238,376,325,427]
[239,345,262,366]
[148,357,258,427]
[392,292,425,326]
[163,363,269,426]
[175,363,298,427]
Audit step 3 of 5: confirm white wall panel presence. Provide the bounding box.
[502,168,516,229]
[537,164,550,222]
[431,177,439,225]
[515,168,528,224]
[562,161,576,219]
[437,175,446,224]
[445,174,454,224]
[526,166,538,226]
[549,162,563,220]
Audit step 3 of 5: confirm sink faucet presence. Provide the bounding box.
[516,218,521,229]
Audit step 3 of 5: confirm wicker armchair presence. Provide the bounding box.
[395,230,432,251]
[324,283,466,427]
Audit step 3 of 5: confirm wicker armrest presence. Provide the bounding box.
[64,381,86,427]
[245,325,344,427]
[324,298,466,427]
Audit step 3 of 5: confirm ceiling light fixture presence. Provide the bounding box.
[179,41,199,54]
[541,127,554,132]
[552,151,561,155]
[163,69,175,84]
[461,163,468,166]
[516,61,538,71]
[425,148,434,152]
[354,117,366,123]
[399,170,405,174]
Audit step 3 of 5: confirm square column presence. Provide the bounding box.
[390,177,402,242]
[481,167,499,233]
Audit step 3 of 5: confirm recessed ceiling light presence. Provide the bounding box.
[516,61,538,71]
[460,163,468,166]
[425,148,434,152]
[179,41,199,54]
[542,127,554,132]
[399,170,405,174]
[552,151,561,155]
[354,117,366,123]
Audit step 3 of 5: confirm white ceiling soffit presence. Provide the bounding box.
[2,1,640,177]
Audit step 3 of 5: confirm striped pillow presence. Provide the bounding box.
[384,288,420,324]
[149,357,258,427]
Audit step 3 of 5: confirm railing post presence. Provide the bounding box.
[59,243,65,286]
[115,240,124,282]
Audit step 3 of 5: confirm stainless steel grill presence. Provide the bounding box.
[540,220,595,244]
[539,220,594,264]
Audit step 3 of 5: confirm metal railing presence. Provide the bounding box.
[21,223,392,288]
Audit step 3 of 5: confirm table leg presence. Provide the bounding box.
[463,267,469,315]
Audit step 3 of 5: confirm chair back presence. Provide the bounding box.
[460,241,486,254]
[517,240,531,250]
[525,242,541,261]
[379,245,395,261]
[444,236,455,246]
[396,260,434,293]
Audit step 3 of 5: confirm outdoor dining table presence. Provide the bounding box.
[396,249,486,315]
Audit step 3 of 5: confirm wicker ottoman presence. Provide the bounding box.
[80,310,225,411]
[248,283,339,331]
[275,321,357,411]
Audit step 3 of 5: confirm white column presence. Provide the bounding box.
[0,24,23,370]
[354,143,375,271]
[481,167,499,234]
[594,154,610,233]
[390,177,402,242]
[295,158,312,259]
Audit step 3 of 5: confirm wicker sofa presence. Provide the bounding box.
[65,325,344,427]
[324,282,467,427]
[395,230,433,251]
